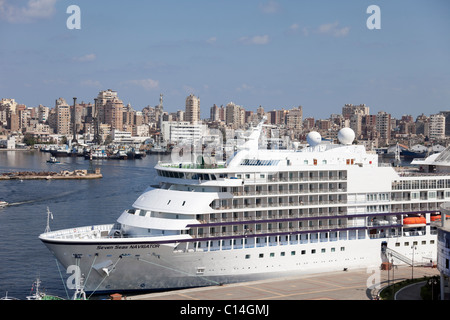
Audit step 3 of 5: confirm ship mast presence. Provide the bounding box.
[45,207,53,233]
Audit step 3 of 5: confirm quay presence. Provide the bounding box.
[125,265,439,300]
[0,168,102,180]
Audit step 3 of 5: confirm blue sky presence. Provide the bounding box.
[0,0,449,119]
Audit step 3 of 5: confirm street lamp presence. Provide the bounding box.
[411,245,416,280]
[428,277,438,300]
[391,257,395,298]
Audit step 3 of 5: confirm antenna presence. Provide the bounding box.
[45,207,53,233]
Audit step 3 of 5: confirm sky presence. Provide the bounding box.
[0,0,449,119]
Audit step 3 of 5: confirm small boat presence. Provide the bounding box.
[0,201,8,208]
[0,292,19,300]
[84,148,108,160]
[47,156,60,164]
[26,277,65,300]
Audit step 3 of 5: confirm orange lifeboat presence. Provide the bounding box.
[403,216,426,225]
[430,214,450,222]
[430,215,441,222]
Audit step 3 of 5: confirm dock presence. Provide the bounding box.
[125,265,440,301]
[0,168,102,180]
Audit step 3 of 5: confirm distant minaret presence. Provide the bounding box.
[158,93,164,129]
[72,97,77,144]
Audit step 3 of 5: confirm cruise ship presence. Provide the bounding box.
[40,122,448,294]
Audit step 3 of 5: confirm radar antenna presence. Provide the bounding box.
[45,207,53,233]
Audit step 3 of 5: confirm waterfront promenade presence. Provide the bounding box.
[126,265,439,300]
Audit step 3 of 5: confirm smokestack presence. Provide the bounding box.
[72,97,77,144]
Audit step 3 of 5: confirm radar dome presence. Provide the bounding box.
[306,131,322,147]
[338,127,355,145]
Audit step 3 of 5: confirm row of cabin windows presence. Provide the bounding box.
[245,247,346,259]
[157,170,347,181]
[157,170,217,180]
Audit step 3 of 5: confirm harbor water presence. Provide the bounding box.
[0,150,166,299]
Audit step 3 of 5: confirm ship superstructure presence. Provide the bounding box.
[40,123,448,293]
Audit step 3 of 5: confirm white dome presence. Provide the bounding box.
[338,127,355,145]
[306,131,322,147]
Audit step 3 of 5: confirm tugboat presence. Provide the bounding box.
[47,156,60,164]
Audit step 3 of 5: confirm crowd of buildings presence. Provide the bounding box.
[0,88,449,150]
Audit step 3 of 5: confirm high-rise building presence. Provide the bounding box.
[342,104,369,120]
[286,106,303,130]
[430,114,445,140]
[185,94,200,124]
[96,89,124,130]
[376,111,391,145]
[55,97,71,135]
[210,104,225,122]
[225,102,244,129]
[439,111,450,136]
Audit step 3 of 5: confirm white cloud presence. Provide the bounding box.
[289,23,299,32]
[0,0,58,23]
[259,1,280,14]
[80,79,101,88]
[127,79,160,91]
[206,37,217,44]
[73,54,96,62]
[316,22,350,37]
[236,83,254,92]
[239,35,270,45]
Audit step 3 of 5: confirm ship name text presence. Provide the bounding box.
[96,244,160,250]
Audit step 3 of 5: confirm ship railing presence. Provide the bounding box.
[158,162,227,169]
[201,211,351,224]
[191,224,357,240]
[235,188,348,196]
[43,224,114,240]
[216,200,347,210]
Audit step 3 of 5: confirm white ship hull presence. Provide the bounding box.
[39,125,447,295]
[40,225,437,293]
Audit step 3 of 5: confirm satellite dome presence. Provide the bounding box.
[338,127,355,145]
[306,131,322,147]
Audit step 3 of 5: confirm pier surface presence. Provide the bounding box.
[126,265,439,300]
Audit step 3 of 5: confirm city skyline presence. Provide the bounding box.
[1,1,449,119]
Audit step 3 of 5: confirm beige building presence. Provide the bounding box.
[96,89,124,130]
[286,106,303,130]
[55,98,71,135]
[225,102,244,129]
[342,104,369,120]
[185,94,200,124]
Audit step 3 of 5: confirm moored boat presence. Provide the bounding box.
[39,122,447,295]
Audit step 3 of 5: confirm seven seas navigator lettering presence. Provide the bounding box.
[96,244,160,250]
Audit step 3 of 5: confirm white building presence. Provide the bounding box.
[430,114,445,140]
[161,121,208,144]
[111,129,132,141]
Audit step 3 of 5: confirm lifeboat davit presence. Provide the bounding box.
[403,216,426,225]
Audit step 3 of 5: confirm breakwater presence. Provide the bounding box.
[0,168,102,180]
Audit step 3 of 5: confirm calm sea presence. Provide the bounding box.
[0,150,167,299]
